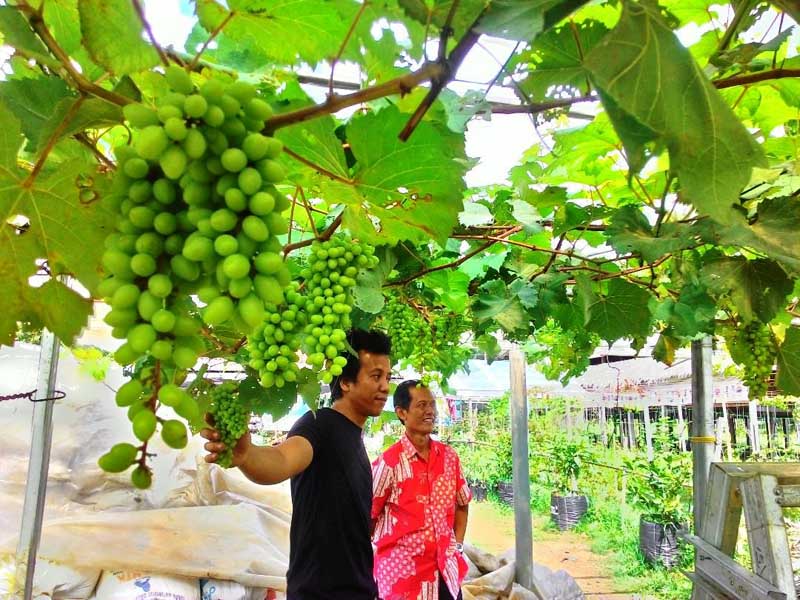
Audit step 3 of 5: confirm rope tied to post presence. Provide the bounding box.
[688,436,716,444]
[0,389,66,403]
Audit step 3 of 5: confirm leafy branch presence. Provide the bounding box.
[328,1,368,98]
[190,11,236,70]
[283,212,343,255]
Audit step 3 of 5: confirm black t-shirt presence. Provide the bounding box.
[286,407,377,600]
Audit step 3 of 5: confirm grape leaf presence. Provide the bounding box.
[700,257,792,324]
[247,380,297,420]
[35,97,123,152]
[196,0,349,66]
[327,107,468,245]
[0,7,61,71]
[582,278,652,343]
[353,268,385,314]
[606,205,703,263]
[297,369,321,413]
[515,20,608,101]
[0,78,73,149]
[472,279,529,333]
[584,2,765,225]
[0,104,114,345]
[78,0,159,76]
[459,201,494,227]
[475,333,501,363]
[398,0,486,40]
[777,327,800,395]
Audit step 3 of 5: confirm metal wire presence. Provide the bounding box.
[0,389,65,403]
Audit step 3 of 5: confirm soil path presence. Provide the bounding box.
[467,502,638,599]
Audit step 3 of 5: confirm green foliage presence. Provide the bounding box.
[624,453,692,526]
[548,435,588,495]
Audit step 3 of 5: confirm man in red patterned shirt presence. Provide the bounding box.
[371,380,471,600]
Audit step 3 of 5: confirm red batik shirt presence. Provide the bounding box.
[371,434,471,600]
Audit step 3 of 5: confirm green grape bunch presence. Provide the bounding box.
[381,296,423,359]
[727,322,778,401]
[248,281,308,388]
[98,65,292,372]
[208,381,250,468]
[297,235,379,384]
[98,372,195,488]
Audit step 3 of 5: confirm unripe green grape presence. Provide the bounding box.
[242,215,269,242]
[254,275,284,305]
[204,105,225,127]
[128,205,156,229]
[134,231,164,257]
[111,284,140,309]
[170,255,200,281]
[248,191,275,215]
[221,148,248,172]
[135,125,169,160]
[128,323,157,353]
[264,137,284,159]
[236,232,258,257]
[151,339,173,360]
[218,94,241,118]
[164,117,188,141]
[183,128,207,159]
[173,315,199,337]
[198,284,221,303]
[123,158,150,179]
[160,146,188,179]
[244,98,272,120]
[200,78,224,101]
[225,188,248,212]
[214,234,238,256]
[223,120,247,143]
[228,80,257,104]
[98,276,123,298]
[114,342,141,365]
[184,94,208,118]
[222,253,250,279]
[238,168,262,195]
[116,379,144,407]
[148,273,174,298]
[182,235,214,262]
[207,128,229,155]
[172,344,198,369]
[242,133,269,161]
[124,103,160,128]
[265,213,288,235]
[132,409,157,441]
[161,419,188,449]
[131,465,152,489]
[239,294,265,327]
[165,65,194,95]
[175,394,200,421]
[150,309,176,333]
[203,295,235,325]
[153,178,177,204]
[104,308,138,329]
[256,159,285,183]
[210,208,238,232]
[130,253,157,277]
[153,212,177,236]
[98,447,136,473]
[254,252,282,275]
[228,276,253,299]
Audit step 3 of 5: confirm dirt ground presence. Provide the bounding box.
[466,502,638,599]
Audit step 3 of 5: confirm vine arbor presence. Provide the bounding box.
[3,0,800,549]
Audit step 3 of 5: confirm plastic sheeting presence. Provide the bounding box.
[0,344,291,595]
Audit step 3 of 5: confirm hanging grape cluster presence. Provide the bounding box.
[726,322,777,401]
[208,381,250,468]
[97,65,294,487]
[99,65,291,372]
[98,370,195,488]
[379,295,471,383]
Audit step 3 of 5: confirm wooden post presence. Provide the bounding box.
[691,337,714,533]
[643,405,654,460]
[714,417,724,461]
[509,347,534,591]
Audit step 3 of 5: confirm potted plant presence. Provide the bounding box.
[549,436,589,530]
[458,442,495,502]
[492,432,514,504]
[625,452,691,568]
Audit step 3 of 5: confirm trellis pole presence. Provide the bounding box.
[15,329,61,599]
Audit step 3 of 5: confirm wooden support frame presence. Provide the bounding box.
[689,463,799,600]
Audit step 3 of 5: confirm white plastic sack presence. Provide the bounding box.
[91,570,199,600]
[201,578,247,600]
[0,552,100,600]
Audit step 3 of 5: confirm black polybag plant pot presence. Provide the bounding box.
[469,482,488,502]
[639,517,685,568]
[550,492,588,531]
[496,481,514,504]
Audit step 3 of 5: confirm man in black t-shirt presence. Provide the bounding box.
[201,329,392,600]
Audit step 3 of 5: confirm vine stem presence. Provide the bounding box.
[328,2,368,98]
[297,186,320,238]
[17,4,131,106]
[24,95,86,187]
[190,11,236,71]
[283,212,343,255]
[131,0,169,67]
[282,146,352,184]
[266,63,445,131]
[286,185,299,248]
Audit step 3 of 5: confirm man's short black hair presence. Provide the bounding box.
[330,328,392,400]
[393,379,420,413]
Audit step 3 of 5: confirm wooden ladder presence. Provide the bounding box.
[687,463,800,600]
